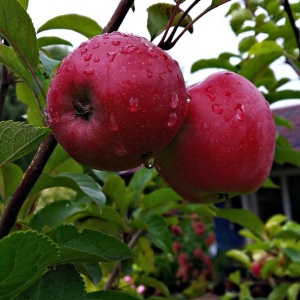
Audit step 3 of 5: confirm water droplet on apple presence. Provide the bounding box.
[81,47,88,54]
[120,44,139,54]
[107,52,117,62]
[83,67,95,75]
[201,122,210,131]
[92,43,100,49]
[170,91,179,108]
[143,157,155,169]
[212,104,223,114]
[187,92,191,102]
[128,97,139,112]
[84,53,92,61]
[167,64,173,73]
[147,47,158,58]
[235,104,245,121]
[102,33,110,39]
[93,57,100,63]
[109,114,119,131]
[146,69,153,78]
[205,85,216,101]
[116,144,127,156]
[161,53,169,60]
[79,42,88,48]
[167,112,178,127]
[177,74,182,84]
[159,73,164,81]
[112,40,121,46]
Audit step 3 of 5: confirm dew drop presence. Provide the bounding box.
[102,33,110,39]
[187,92,191,103]
[235,104,245,121]
[147,47,158,58]
[79,42,88,48]
[143,157,155,169]
[109,114,119,131]
[170,91,179,109]
[146,69,153,78]
[83,67,95,75]
[116,144,127,156]
[212,104,223,114]
[205,85,216,101]
[167,64,173,73]
[201,122,210,131]
[84,53,92,61]
[92,43,100,49]
[177,74,182,84]
[161,53,169,60]
[159,73,164,81]
[107,52,117,62]
[93,56,100,63]
[112,40,121,46]
[167,112,178,127]
[128,97,139,112]
[81,47,88,54]
[120,44,139,54]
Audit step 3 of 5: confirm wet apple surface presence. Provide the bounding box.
[46,32,188,171]
[155,71,276,203]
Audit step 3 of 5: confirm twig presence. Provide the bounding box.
[104,229,144,290]
[0,134,57,238]
[103,0,135,34]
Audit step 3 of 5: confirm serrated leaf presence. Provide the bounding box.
[216,208,264,238]
[29,200,90,231]
[0,0,39,70]
[143,214,173,253]
[0,231,59,300]
[76,262,102,286]
[31,172,105,208]
[147,3,193,41]
[0,121,50,168]
[87,290,140,300]
[38,36,73,48]
[0,163,23,202]
[48,225,134,264]
[0,44,33,87]
[15,264,87,300]
[37,14,102,38]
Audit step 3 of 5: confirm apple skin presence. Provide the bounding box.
[155,71,276,203]
[46,32,188,171]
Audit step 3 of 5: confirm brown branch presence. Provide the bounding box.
[103,0,135,34]
[104,229,144,290]
[0,133,57,238]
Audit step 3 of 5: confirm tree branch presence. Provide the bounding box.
[0,134,57,238]
[103,0,134,34]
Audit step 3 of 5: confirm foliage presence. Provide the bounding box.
[0,0,299,299]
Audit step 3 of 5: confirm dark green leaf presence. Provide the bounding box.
[29,200,90,231]
[0,231,59,300]
[284,248,300,264]
[75,262,102,286]
[48,225,134,264]
[37,14,102,38]
[0,45,33,87]
[216,208,264,238]
[0,0,39,70]
[266,91,300,103]
[238,36,257,53]
[147,3,193,41]
[135,236,156,273]
[274,115,293,130]
[38,36,73,48]
[39,51,60,76]
[0,121,50,167]
[87,290,140,300]
[143,214,173,253]
[15,264,87,300]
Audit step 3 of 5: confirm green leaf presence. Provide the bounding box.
[143,214,173,253]
[216,208,264,238]
[39,51,60,77]
[47,225,134,264]
[101,205,127,230]
[229,7,253,33]
[147,3,193,41]
[0,163,23,202]
[135,276,170,298]
[226,249,251,267]
[268,282,291,300]
[0,44,33,87]
[228,270,241,285]
[31,172,106,208]
[262,177,279,189]
[0,121,50,168]
[15,264,87,300]
[29,200,90,231]
[0,0,39,70]
[87,290,140,300]
[274,115,293,130]
[16,82,45,126]
[37,14,102,38]
[266,91,300,103]
[238,36,257,53]
[0,231,59,300]
[135,236,156,273]
[288,283,300,300]
[38,36,73,48]
[248,41,283,56]
[75,262,102,286]
[284,248,300,264]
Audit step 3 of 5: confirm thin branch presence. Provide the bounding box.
[104,229,144,290]
[282,0,300,60]
[0,134,57,238]
[103,0,135,34]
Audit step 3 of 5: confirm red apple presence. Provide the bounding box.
[46,32,188,171]
[155,71,276,203]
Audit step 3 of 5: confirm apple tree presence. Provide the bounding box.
[0,0,298,299]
